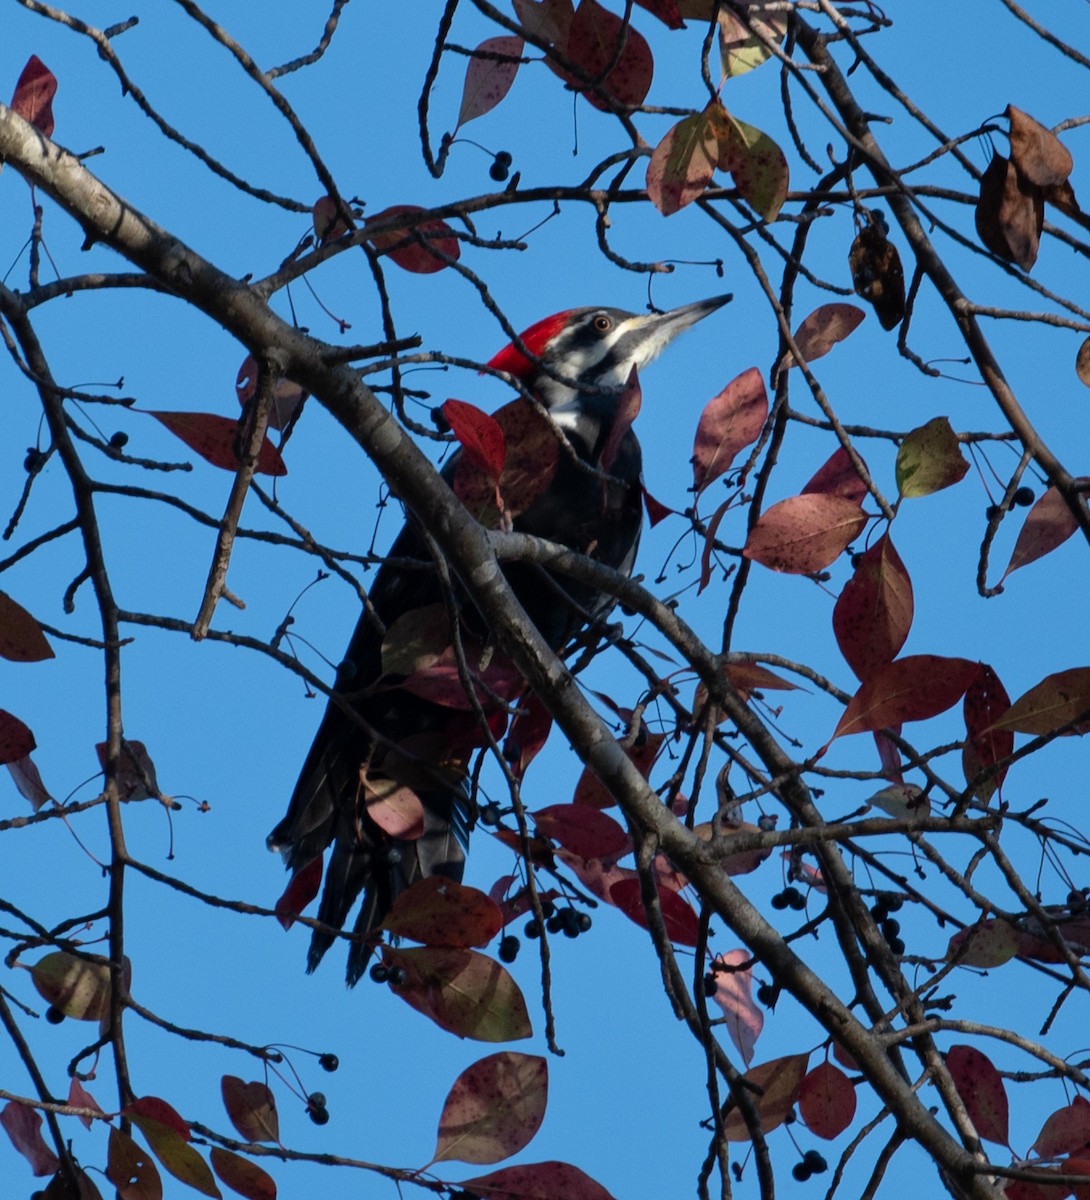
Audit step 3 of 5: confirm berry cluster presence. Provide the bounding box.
[770,885,807,912]
[369,962,408,987]
[791,1149,828,1181]
[307,1091,330,1125]
[489,150,513,181]
[871,893,905,955]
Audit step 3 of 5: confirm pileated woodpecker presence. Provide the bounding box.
[269,294,730,983]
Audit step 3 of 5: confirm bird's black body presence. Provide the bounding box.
[270,296,729,982]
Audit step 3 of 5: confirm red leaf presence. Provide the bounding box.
[830,656,979,742]
[220,1077,279,1144]
[946,1045,1009,1146]
[67,1079,104,1131]
[743,493,866,574]
[147,411,286,476]
[367,204,460,273]
[395,645,524,710]
[274,854,322,930]
[387,945,532,1041]
[10,56,57,138]
[235,355,305,431]
[646,108,718,216]
[534,804,630,860]
[463,1160,617,1200]
[433,1052,547,1165]
[106,1126,162,1200]
[608,876,700,946]
[94,740,163,801]
[798,1061,857,1140]
[597,368,641,473]
[782,304,866,369]
[802,446,869,505]
[698,496,732,595]
[453,398,560,525]
[444,399,507,481]
[0,1102,60,1176]
[691,367,768,494]
[0,709,36,765]
[457,38,524,128]
[634,0,684,28]
[1033,1095,1090,1159]
[0,592,54,661]
[209,1148,277,1200]
[125,1097,191,1141]
[641,484,676,526]
[962,664,1013,801]
[573,729,664,808]
[708,949,763,1066]
[1002,486,1080,581]
[503,693,553,779]
[832,533,914,681]
[383,877,504,949]
[7,753,52,810]
[562,0,653,111]
[723,1054,810,1142]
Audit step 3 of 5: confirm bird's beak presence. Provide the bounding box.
[615,293,733,370]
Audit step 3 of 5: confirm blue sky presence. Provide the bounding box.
[3,2,1090,1196]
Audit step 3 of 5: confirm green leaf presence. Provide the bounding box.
[895,417,969,498]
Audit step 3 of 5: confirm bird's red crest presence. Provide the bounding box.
[486,310,573,380]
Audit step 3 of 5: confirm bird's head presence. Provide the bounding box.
[487,294,732,411]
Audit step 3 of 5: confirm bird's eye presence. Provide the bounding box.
[593,314,612,333]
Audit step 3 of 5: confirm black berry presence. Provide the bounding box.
[803,1150,828,1174]
[888,936,906,955]
[771,891,788,911]
[499,935,520,963]
[309,1091,327,1108]
[109,431,129,449]
[791,1162,812,1182]
[319,1053,339,1072]
[494,150,513,166]
[524,918,541,939]
[783,886,806,911]
[431,406,451,434]
[45,1006,65,1025]
[575,912,592,933]
[369,963,390,984]
[307,1100,330,1126]
[489,160,509,182]
[985,504,1000,520]
[479,802,501,827]
[388,966,407,986]
[1013,486,1035,507]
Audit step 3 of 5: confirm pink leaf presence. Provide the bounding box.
[1033,1095,1090,1159]
[743,493,867,574]
[692,367,768,494]
[7,754,52,810]
[433,1051,547,1165]
[708,950,763,1066]
[801,446,869,505]
[798,1062,857,1140]
[0,1102,60,1176]
[463,1160,617,1200]
[1002,485,1080,581]
[783,304,866,368]
[457,38,524,128]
